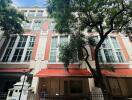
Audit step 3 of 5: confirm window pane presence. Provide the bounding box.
[111,37,119,48]
[24,50,32,61]
[50,50,57,62]
[98,50,104,63]
[60,36,68,46]
[21,10,27,16]
[12,49,24,62]
[104,49,115,63]
[12,39,24,62]
[51,36,57,49]
[2,37,17,62]
[17,56,22,61]
[12,56,17,62]
[102,38,111,48]
[49,22,56,31]
[2,49,12,62]
[36,10,43,16]
[116,49,124,62]
[17,36,27,47]
[14,49,19,55]
[32,20,42,30]
[8,37,17,47]
[23,21,32,29]
[24,36,35,62]
[28,10,35,16]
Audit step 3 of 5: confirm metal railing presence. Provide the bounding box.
[27,91,36,100]
[38,92,111,100]
[27,91,132,100]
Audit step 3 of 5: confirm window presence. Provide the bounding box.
[28,10,36,16]
[23,21,32,29]
[50,36,58,62]
[12,36,27,62]
[116,49,124,62]
[96,36,125,63]
[49,21,56,31]
[1,35,35,62]
[32,20,42,30]
[2,37,17,62]
[98,50,104,63]
[49,35,68,62]
[36,10,43,16]
[24,36,35,61]
[21,10,27,16]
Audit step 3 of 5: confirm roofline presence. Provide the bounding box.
[18,6,47,9]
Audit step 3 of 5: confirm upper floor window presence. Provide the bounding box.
[23,21,32,29]
[28,10,36,16]
[1,35,35,62]
[96,36,125,63]
[32,20,42,30]
[24,36,35,61]
[12,36,28,62]
[49,35,68,62]
[49,21,56,31]
[21,10,27,16]
[36,10,43,16]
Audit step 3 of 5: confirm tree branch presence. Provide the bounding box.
[85,11,104,39]
[81,46,97,78]
[104,1,125,37]
[99,24,104,38]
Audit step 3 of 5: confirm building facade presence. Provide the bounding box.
[0,7,132,99]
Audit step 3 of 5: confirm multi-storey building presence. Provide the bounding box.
[0,6,132,99]
[0,7,49,98]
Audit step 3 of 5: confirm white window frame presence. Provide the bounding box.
[28,10,36,17]
[32,20,42,30]
[1,35,35,62]
[36,10,44,17]
[96,36,125,63]
[49,35,70,63]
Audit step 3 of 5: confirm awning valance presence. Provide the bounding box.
[102,69,132,77]
[0,68,32,73]
[36,69,91,78]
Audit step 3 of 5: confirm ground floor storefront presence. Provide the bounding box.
[103,69,132,98]
[106,77,132,98]
[38,78,90,96]
[0,68,33,100]
[36,68,91,100]
[35,68,132,100]
[0,74,20,100]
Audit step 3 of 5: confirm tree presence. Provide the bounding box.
[0,0,27,36]
[47,0,132,97]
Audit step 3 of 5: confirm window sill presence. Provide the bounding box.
[48,62,80,64]
[99,62,129,64]
[0,62,30,64]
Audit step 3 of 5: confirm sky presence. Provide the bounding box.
[12,0,47,7]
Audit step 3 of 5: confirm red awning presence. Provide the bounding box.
[0,68,32,73]
[36,69,91,78]
[102,69,132,77]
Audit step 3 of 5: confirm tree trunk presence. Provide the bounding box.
[95,37,110,100]
[81,46,97,78]
[82,44,110,99]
